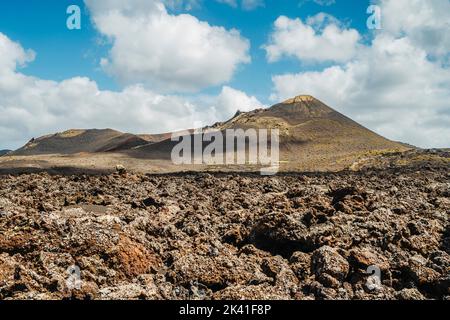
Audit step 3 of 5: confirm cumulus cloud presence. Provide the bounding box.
[263,15,360,63]
[380,0,450,58]
[0,33,35,70]
[84,0,250,93]
[215,86,265,118]
[164,0,201,11]
[270,0,450,148]
[0,33,262,149]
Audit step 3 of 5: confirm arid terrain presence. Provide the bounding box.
[0,96,448,300]
[0,96,409,174]
[0,150,448,300]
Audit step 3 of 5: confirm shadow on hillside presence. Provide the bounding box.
[0,166,113,176]
[0,161,446,178]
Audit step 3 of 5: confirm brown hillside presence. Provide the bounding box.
[6,95,411,172]
[129,95,408,171]
[11,129,149,156]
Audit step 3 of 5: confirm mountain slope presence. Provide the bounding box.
[0,150,11,156]
[214,95,401,149]
[11,129,149,156]
[129,95,409,170]
[8,95,411,172]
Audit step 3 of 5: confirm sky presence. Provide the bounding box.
[0,0,449,149]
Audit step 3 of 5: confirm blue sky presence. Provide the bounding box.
[0,0,372,101]
[0,0,449,149]
[0,0,115,89]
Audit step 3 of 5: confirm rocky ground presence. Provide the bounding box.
[0,155,448,300]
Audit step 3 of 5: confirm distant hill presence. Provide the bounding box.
[222,95,408,169]
[10,129,150,155]
[0,150,11,156]
[128,95,409,170]
[8,95,411,171]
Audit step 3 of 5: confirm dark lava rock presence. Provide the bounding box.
[311,246,349,288]
[0,162,448,300]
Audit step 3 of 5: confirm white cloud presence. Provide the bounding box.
[215,86,265,118]
[84,0,250,93]
[0,33,35,70]
[263,15,360,63]
[85,0,164,17]
[305,12,346,30]
[0,33,261,149]
[164,0,201,11]
[270,0,450,148]
[380,0,450,58]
